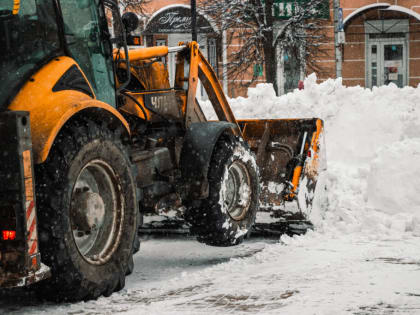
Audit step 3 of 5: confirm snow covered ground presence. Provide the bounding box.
[3,234,420,314]
[2,76,420,314]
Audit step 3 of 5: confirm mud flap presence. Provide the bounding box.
[180,121,237,200]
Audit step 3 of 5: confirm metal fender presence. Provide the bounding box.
[8,56,130,164]
[11,99,130,164]
[180,121,237,199]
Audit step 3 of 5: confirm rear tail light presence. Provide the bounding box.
[2,230,16,241]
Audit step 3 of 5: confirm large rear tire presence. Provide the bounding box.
[34,119,139,301]
[186,135,260,246]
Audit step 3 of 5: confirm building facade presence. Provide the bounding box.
[137,0,220,100]
[339,1,420,88]
[136,1,420,97]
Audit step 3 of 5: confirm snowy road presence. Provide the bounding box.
[2,233,420,314]
[2,76,420,314]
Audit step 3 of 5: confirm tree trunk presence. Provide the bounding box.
[263,40,278,95]
[262,0,278,95]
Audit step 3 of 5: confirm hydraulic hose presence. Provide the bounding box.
[121,90,171,123]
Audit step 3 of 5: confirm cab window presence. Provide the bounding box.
[0,0,61,107]
[60,0,115,106]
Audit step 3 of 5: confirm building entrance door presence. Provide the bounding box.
[367,40,407,88]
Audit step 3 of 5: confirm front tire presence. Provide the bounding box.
[186,135,260,246]
[35,119,138,301]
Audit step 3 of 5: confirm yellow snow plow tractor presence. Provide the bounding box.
[0,0,324,301]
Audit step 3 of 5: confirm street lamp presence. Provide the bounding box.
[191,0,197,41]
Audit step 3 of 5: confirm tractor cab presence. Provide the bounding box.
[0,0,134,109]
[0,0,61,109]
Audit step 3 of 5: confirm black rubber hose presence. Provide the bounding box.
[120,90,149,121]
[121,90,172,124]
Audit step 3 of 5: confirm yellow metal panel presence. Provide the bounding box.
[304,119,324,179]
[187,42,241,136]
[9,57,129,164]
[120,93,149,120]
[13,0,20,14]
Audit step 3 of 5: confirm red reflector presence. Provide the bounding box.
[2,230,16,240]
[307,150,312,158]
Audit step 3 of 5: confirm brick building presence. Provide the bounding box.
[136,1,420,97]
[339,1,420,88]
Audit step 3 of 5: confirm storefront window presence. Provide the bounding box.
[208,38,217,72]
[371,45,377,87]
[384,44,403,87]
[283,47,301,93]
[156,39,167,64]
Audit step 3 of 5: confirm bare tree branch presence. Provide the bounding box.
[119,0,151,18]
[198,0,332,94]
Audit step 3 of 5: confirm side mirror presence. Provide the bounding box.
[122,12,139,34]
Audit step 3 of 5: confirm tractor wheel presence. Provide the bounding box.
[186,136,260,246]
[34,119,139,301]
[126,213,142,276]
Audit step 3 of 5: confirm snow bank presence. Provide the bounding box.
[201,74,420,238]
[367,139,420,214]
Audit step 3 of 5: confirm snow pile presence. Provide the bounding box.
[367,139,420,215]
[202,74,420,238]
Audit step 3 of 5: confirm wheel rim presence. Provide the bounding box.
[70,160,124,265]
[224,161,252,221]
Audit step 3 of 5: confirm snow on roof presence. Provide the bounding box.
[342,3,390,27]
[384,5,420,22]
[343,4,420,27]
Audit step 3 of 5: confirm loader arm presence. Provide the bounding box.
[115,42,241,136]
[185,42,241,137]
[178,43,325,210]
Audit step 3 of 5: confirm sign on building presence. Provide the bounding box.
[272,0,330,19]
[144,7,213,34]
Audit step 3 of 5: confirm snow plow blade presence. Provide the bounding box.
[139,118,326,236]
[238,118,326,216]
